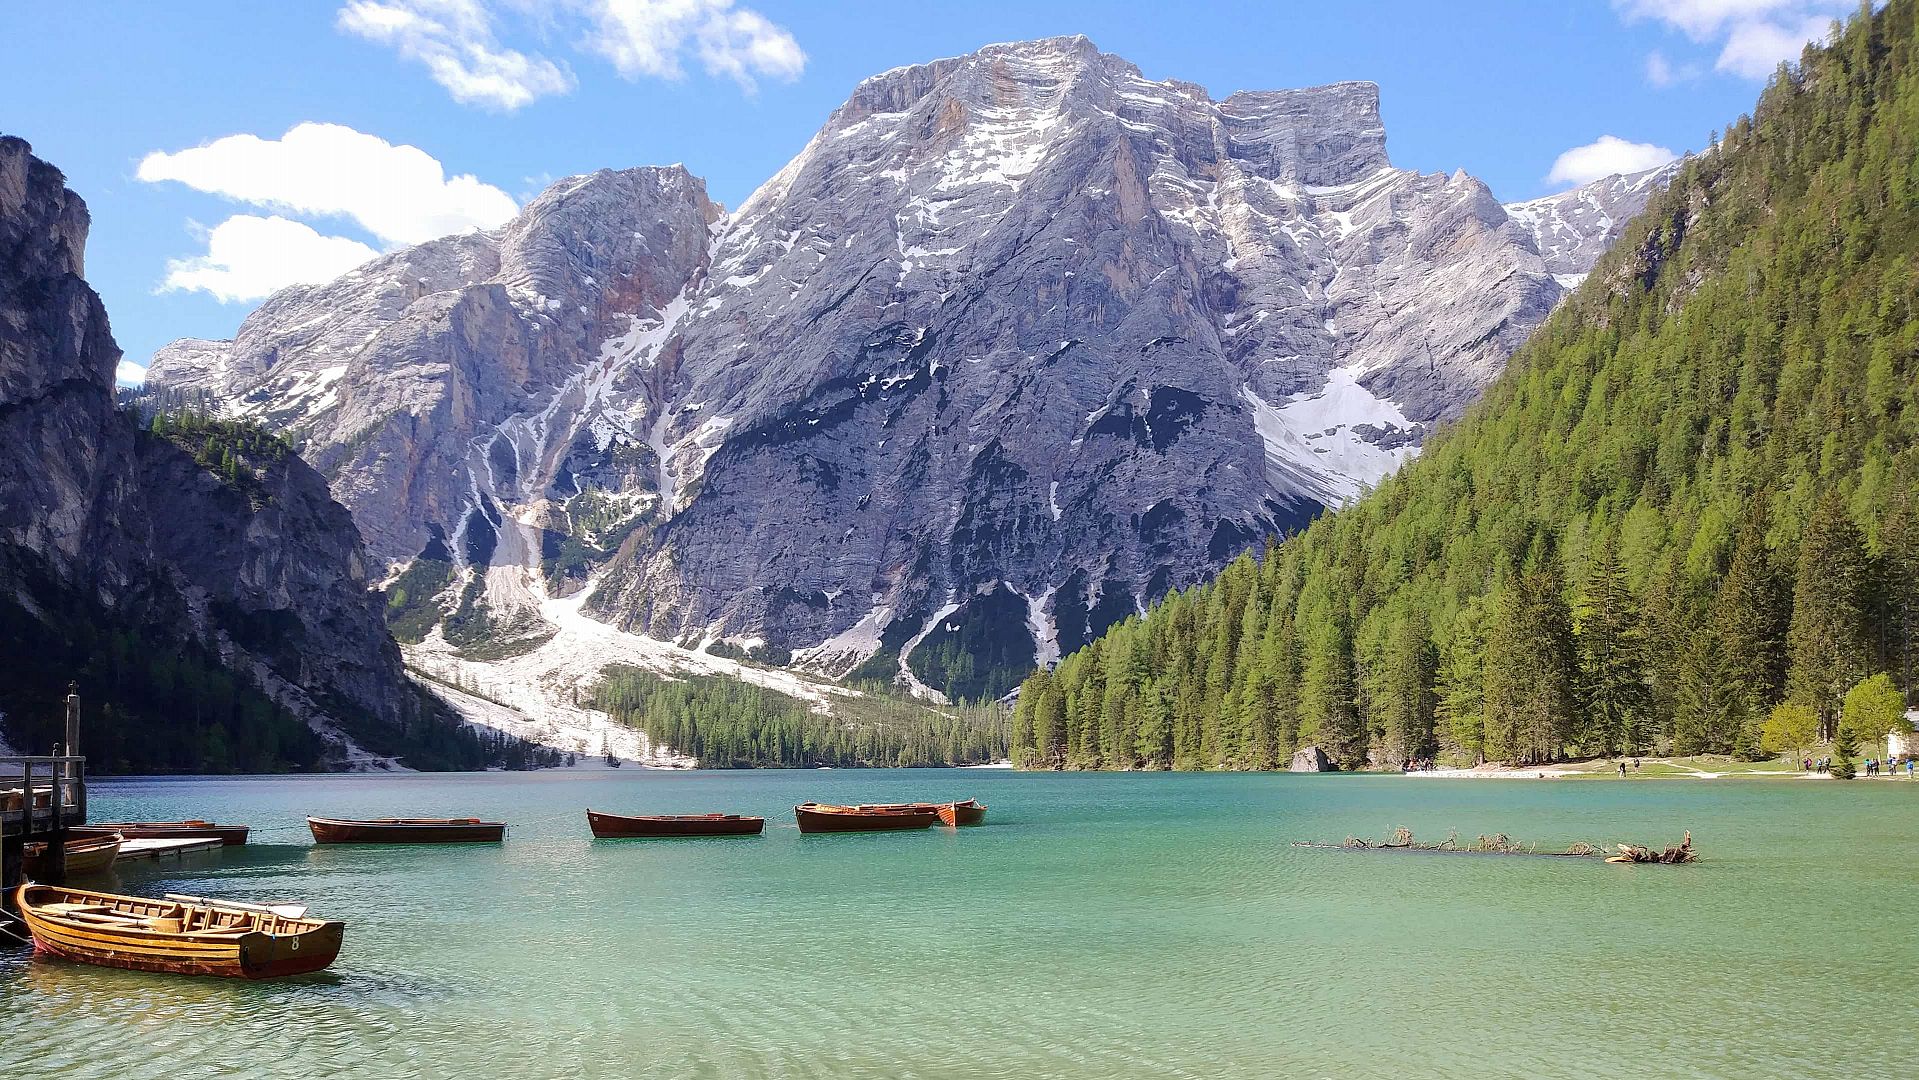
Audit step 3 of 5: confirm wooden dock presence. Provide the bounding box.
[2,754,88,895]
[115,837,223,863]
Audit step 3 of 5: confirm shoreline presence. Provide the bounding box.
[1404,761,1913,781]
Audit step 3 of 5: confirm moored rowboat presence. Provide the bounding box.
[307,816,506,844]
[795,802,939,833]
[12,883,343,979]
[587,809,765,838]
[844,800,987,827]
[937,799,987,827]
[24,832,122,878]
[72,820,249,846]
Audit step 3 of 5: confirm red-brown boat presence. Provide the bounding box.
[794,802,939,833]
[848,800,987,826]
[73,820,250,846]
[937,799,987,827]
[587,809,765,838]
[307,816,505,844]
[13,882,343,979]
[24,832,123,878]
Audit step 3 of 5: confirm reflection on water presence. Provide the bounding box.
[3,770,1916,1078]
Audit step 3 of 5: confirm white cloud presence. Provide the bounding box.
[1645,50,1704,87]
[137,122,518,247]
[1546,136,1680,188]
[1616,1,1847,82]
[1716,14,1835,78]
[337,0,806,106]
[338,0,575,110]
[1616,0,1807,39]
[116,360,147,386]
[158,215,380,303]
[581,0,807,91]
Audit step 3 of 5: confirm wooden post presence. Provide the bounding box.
[65,682,80,763]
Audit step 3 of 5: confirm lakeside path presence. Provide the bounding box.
[1406,758,1919,780]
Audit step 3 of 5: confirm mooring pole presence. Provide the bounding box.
[65,682,79,763]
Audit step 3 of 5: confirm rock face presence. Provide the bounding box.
[0,135,461,768]
[1504,162,1680,291]
[149,38,1649,700]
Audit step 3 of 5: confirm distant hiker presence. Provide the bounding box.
[1618,761,1627,777]
[1633,758,1642,770]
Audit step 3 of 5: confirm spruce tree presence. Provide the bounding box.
[1786,496,1873,737]
[1574,537,1648,755]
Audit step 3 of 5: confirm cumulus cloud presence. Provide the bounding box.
[580,0,807,90]
[338,0,575,110]
[1546,136,1680,189]
[1616,1,1846,82]
[338,0,805,107]
[116,360,147,386]
[158,216,380,303]
[1645,50,1704,87]
[1716,14,1836,77]
[137,122,517,246]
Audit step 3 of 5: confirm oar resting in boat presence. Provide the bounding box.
[12,883,344,979]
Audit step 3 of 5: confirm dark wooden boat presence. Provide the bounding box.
[24,832,122,878]
[937,799,987,827]
[13,883,343,979]
[307,816,506,844]
[794,802,939,833]
[72,820,250,846]
[845,800,986,826]
[587,809,765,838]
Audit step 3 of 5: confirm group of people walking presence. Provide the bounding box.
[1802,755,1915,777]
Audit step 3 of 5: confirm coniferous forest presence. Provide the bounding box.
[593,665,1009,768]
[1014,1,1919,771]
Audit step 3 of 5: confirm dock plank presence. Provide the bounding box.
[115,837,223,862]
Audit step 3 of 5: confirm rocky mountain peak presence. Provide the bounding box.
[147,40,1655,702]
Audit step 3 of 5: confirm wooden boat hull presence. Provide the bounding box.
[795,803,939,833]
[937,800,987,827]
[307,816,506,844]
[13,883,343,980]
[24,833,122,878]
[73,822,250,846]
[587,810,764,838]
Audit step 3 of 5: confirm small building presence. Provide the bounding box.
[1290,745,1334,772]
[1889,710,1919,760]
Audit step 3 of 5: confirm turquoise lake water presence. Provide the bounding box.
[3,769,1916,1078]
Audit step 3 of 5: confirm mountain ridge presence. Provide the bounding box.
[148,37,1662,703]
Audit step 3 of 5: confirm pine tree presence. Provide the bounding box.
[1832,724,1859,780]
[1301,613,1364,766]
[1709,503,1788,746]
[1574,537,1648,755]
[1787,496,1873,737]
[1378,616,1437,766]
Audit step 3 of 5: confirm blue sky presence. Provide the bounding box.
[0,1,1854,382]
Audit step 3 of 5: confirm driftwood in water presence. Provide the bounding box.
[1606,831,1697,864]
[1291,827,1604,858]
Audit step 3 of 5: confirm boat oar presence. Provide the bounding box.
[163,893,309,920]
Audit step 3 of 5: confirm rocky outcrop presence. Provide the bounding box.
[1504,162,1680,290]
[148,38,1648,701]
[0,135,469,769]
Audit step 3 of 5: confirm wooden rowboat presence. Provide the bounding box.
[587,809,765,838]
[847,800,987,827]
[24,832,122,878]
[937,799,987,827]
[72,820,250,846]
[795,802,939,833]
[12,883,343,979]
[307,816,505,844]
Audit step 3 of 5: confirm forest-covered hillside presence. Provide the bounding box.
[1014,0,1918,770]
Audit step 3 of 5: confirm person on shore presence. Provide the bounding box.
[1618,761,1627,778]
